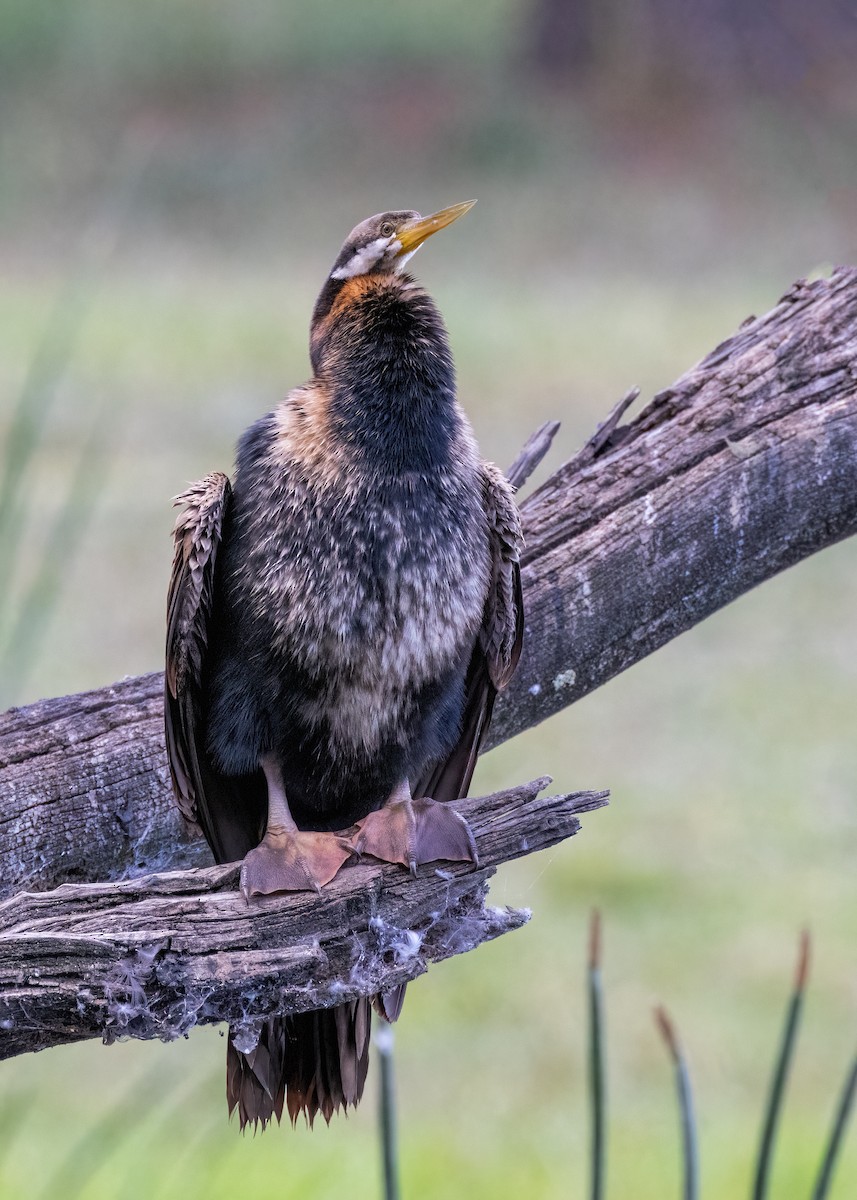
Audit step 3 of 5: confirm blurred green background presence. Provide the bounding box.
[2,1,857,1196]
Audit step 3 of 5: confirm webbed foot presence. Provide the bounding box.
[240,828,354,898]
[353,796,477,875]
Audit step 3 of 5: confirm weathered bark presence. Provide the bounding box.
[492,269,857,744]
[0,779,607,1058]
[0,674,209,900]
[2,268,856,897]
[1,267,856,1057]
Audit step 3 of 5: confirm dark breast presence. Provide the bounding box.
[206,406,490,810]
[231,413,488,738]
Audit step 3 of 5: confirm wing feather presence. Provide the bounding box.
[165,473,266,862]
[415,462,523,803]
[165,472,231,831]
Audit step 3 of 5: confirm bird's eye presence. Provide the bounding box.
[380,221,395,238]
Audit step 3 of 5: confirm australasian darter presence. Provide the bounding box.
[165,201,524,1129]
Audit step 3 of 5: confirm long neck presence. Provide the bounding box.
[309,274,460,474]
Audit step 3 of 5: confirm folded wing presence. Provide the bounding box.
[164,472,266,863]
[415,462,524,803]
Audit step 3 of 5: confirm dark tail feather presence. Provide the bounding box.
[373,984,407,1022]
[226,1018,287,1129]
[227,1000,371,1131]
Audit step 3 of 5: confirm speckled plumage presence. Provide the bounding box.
[164,204,523,1130]
[205,274,493,828]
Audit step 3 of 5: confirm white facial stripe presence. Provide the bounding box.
[394,246,420,272]
[331,236,393,280]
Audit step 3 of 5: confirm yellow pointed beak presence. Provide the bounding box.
[395,200,477,255]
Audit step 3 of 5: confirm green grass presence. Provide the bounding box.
[1,26,857,1195]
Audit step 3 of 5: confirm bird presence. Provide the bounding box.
[164,200,524,1130]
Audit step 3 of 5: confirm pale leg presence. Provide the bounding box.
[239,755,354,897]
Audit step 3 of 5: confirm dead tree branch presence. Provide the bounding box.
[0,780,606,1059]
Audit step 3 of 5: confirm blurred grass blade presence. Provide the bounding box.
[375,1018,400,1200]
[0,128,148,590]
[0,278,89,593]
[0,127,155,699]
[588,910,606,1200]
[751,930,810,1200]
[35,1060,174,1200]
[655,1007,699,1200]
[810,1049,857,1200]
[0,1087,38,1175]
[0,394,113,704]
[143,1069,229,1200]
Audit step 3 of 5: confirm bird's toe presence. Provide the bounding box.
[354,796,477,872]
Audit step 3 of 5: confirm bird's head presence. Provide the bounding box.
[328,201,476,281]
